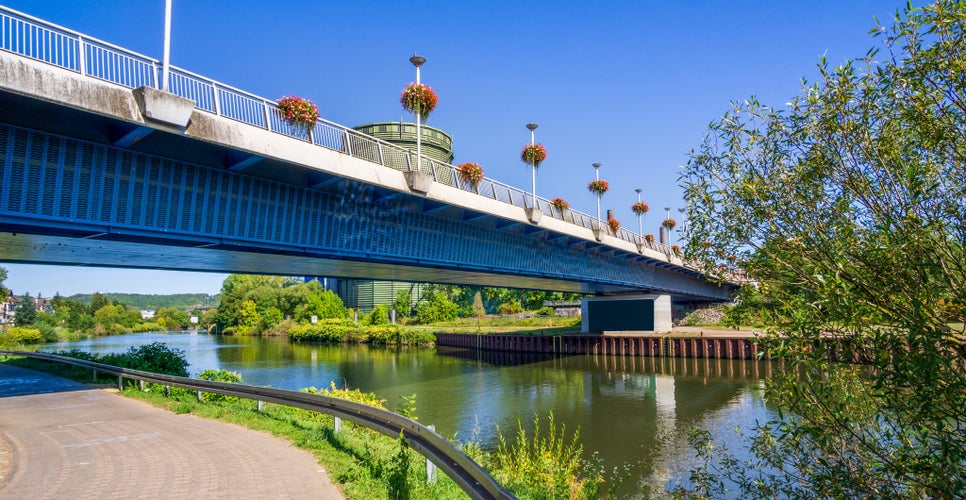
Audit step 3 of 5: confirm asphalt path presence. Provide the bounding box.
[0,363,343,499]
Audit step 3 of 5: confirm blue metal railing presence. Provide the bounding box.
[0,4,676,258]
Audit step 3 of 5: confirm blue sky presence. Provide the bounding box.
[1,0,907,296]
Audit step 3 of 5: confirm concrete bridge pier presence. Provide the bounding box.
[581,294,672,333]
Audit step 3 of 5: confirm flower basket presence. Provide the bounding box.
[456,162,484,188]
[644,234,655,243]
[550,198,569,213]
[662,218,677,230]
[631,201,649,215]
[607,218,621,233]
[521,144,547,167]
[671,245,681,255]
[400,83,439,120]
[587,179,609,195]
[276,96,319,130]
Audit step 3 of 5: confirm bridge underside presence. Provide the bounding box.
[0,59,733,302]
[0,231,641,295]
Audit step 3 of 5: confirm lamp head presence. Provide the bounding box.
[592,163,601,169]
[526,122,538,131]
[409,54,426,67]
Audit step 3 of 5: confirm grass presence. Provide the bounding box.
[3,355,615,499]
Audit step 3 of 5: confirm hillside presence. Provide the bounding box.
[68,293,219,311]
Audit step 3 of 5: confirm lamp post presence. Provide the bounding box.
[635,188,643,237]
[594,163,602,229]
[161,0,172,91]
[409,54,426,172]
[677,207,686,244]
[527,123,538,208]
[663,206,671,245]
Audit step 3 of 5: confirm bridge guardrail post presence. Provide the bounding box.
[426,424,438,484]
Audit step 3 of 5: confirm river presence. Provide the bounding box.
[41,332,777,495]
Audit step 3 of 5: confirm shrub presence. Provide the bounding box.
[497,302,522,315]
[287,320,351,342]
[197,369,244,402]
[100,342,189,376]
[414,295,458,324]
[363,305,391,326]
[3,326,43,344]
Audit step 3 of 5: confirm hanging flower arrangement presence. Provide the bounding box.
[456,162,484,187]
[400,83,439,120]
[644,234,655,243]
[587,179,609,195]
[521,144,548,167]
[662,218,677,230]
[550,198,570,213]
[276,96,319,130]
[607,217,621,233]
[631,201,649,215]
[671,245,681,255]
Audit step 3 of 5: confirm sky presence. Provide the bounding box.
[1,0,911,297]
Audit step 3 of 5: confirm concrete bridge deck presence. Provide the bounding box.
[0,364,342,499]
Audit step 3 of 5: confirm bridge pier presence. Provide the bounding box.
[581,294,672,333]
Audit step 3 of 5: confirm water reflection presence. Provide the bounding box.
[42,333,775,494]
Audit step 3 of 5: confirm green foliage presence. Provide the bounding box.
[287,321,434,345]
[69,292,216,311]
[197,369,244,402]
[302,382,387,408]
[105,342,190,376]
[678,2,966,497]
[13,294,37,326]
[2,326,43,344]
[393,289,413,318]
[497,301,522,316]
[485,413,602,499]
[0,266,8,302]
[154,307,191,330]
[363,304,391,326]
[414,292,458,324]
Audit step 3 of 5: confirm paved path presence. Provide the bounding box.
[0,364,343,499]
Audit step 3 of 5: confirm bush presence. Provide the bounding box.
[197,369,244,402]
[363,305,391,326]
[497,301,522,315]
[3,326,43,344]
[414,295,458,324]
[287,320,351,342]
[535,306,555,317]
[99,342,189,376]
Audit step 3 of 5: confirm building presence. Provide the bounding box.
[313,122,455,314]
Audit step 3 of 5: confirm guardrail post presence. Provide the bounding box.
[334,416,341,433]
[426,424,438,484]
[213,86,221,115]
[92,368,97,380]
[263,102,272,131]
[257,400,263,412]
[139,380,145,391]
[196,390,203,402]
[377,143,384,165]
[77,36,86,76]
[343,130,353,156]
[165,385,171,397]
[117,376,123,390]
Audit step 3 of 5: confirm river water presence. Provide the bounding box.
[42,332,777,495]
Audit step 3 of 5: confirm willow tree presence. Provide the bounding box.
[678,2,966,497]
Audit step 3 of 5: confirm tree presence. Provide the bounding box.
[0,266,8,303]
[678,2,965,497]
[393,289,413,318]
[13,293,37,326]
[154,307,190,330]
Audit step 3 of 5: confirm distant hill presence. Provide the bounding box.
[68,293,219,311]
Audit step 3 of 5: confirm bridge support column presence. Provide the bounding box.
[581,294,672,333]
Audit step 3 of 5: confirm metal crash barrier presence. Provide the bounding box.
[0,350,514,500]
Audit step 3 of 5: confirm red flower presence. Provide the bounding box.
[644,234,655,243]
[607,218,621,232]
[456,162,484,187]
[276,96,319,129]
[550,198,570,212]
[587,179,609,195]
[400,83,439,120]
[662,218,677,230]
[631,201,649,215]
[521,144,548,167]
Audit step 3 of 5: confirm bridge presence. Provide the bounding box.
[0,6,734,330]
